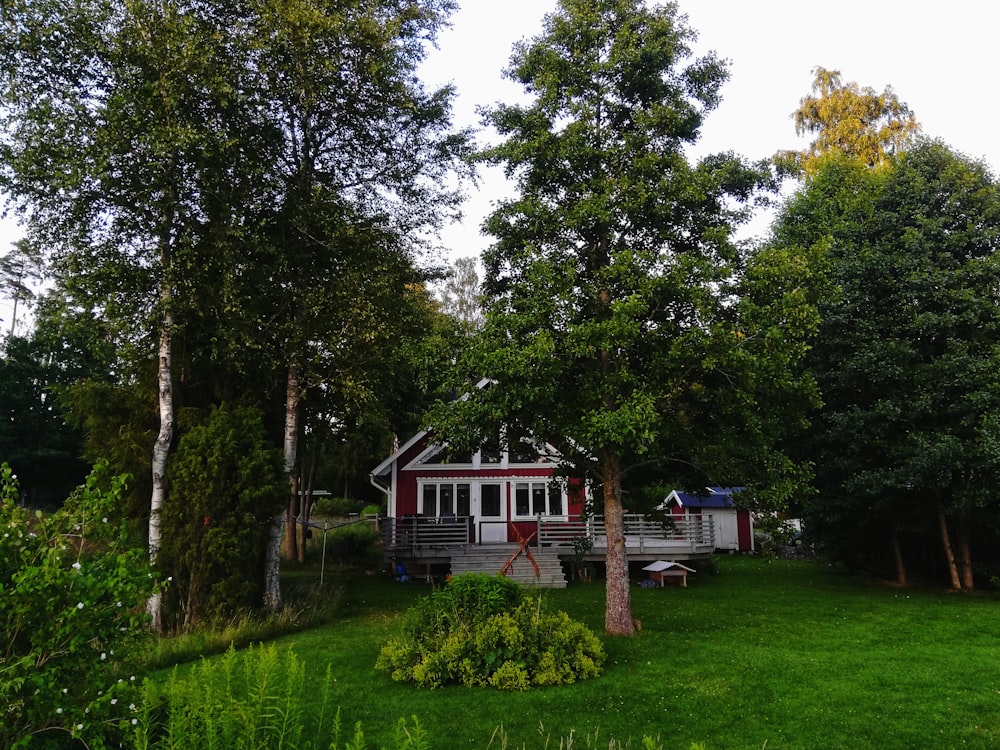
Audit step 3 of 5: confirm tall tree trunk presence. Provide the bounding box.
[602,452,635,636]
[889,524,907,587]
[956,509,974,590]
[936,503,962,590]
[265,362,301,610]
[298,449,318,564]
[283,462,300,561]
[148,292,174,632]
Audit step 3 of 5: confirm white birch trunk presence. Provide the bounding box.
[264,361,301,610]
[147,302,174,632]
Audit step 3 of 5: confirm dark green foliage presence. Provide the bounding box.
[0,335,91,508]
[159,403,284,628]
[774,141,1000,583]
[313,496,359,517]
[329,522,381,561]
[376,574,605,689]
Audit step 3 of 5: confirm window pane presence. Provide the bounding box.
[531,484,547,515]
[440,484,454,515]
[422,485,437,516]
[481,484,501,517]
[480,435,502,464]
[510,439,540,464]
[550,489,563,516]
[457,484,471,516]
[515,483,530,516]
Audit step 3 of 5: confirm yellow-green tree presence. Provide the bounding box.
[777,67,920,175]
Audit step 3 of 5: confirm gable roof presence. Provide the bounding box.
[664,487,745,510]
[370,378,494,479]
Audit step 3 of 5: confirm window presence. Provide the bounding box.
[479,434,503,465]
[420,483,471,517]
[509,438,544,464]
[513,481,564,517]
[481,484,501,517]
[422,445,473,465]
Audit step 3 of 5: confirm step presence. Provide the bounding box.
[449,545,568,588]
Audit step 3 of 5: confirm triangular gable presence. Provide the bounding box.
[370,428,429,478]
[372,378,497,478]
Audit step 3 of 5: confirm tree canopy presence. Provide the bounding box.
[776,67,920,175]
[774,140,1000,588]
[433,0,821,634]
[0,0,469,626]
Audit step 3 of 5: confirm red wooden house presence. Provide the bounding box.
[369,422,718,585]
[369,426,586,546]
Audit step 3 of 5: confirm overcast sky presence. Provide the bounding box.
[3,1,998,326]
[418,0,1000,261]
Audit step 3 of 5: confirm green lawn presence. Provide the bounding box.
[166,557,1000,749]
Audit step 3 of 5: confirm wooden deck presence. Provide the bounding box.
[380,514,716,582]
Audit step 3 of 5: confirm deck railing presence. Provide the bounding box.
[380,515,472,551]
[381,513,715,554]
[538,514,714,552]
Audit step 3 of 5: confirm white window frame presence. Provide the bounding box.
[418,481,471,517]
[511,480,566,519]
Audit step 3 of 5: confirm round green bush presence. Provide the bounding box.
[376,574,605,690]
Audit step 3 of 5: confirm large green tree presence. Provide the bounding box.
[434,0,820,634]
[236,0,470,603]
[774,141,1000,589]
[0,239,43,337]
[0,0,264,628]
[1,0,469,620]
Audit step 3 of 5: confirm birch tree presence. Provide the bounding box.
[240,0,470,607]
[0,0,259,629]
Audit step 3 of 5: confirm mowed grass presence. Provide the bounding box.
[166,557,1000,749]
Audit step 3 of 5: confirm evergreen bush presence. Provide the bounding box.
[160,403,285,629]
[376,574,605,690]
[313,496,357,517]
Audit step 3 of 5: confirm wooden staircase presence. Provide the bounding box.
[449,544,568,589]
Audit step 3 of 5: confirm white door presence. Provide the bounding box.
[707,511,738,550]
[476,483,507,543]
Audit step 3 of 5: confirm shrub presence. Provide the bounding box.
[160,403,285,629]
[0,462,158,750]
[376,574,605,690]
[330,521,381,559]
[313,496,357,517]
